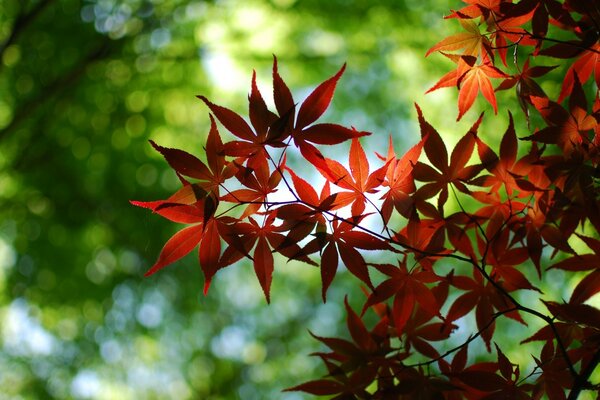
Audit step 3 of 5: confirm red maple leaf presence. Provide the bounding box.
[426,19,491,58]
[378,136,424,223]
[472,112,542,195]
[427,54,506,120]
[412,105,484,209]
[320,138,388,216]
[364,259,442,335]
[303,217,389,301]
[220,153,282,218]
[526,80,598,155]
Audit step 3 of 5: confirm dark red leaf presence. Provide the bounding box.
[272,56,295,121]
[149,140,211,180]
[296,63,346,129]
[571,269,600,304]
[254,236,274,303]
[284,379,345,395]
[300,123,370,145]
[344,297,375,352]
[198,95,255,141]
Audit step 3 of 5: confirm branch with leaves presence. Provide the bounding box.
[133,1,600,398]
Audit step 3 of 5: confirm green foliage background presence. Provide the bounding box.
[0,0,552,399]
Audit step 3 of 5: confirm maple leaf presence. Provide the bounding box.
[281,62,371,174]
[132,180,222,279]
[275,166,331,246]
[403,284,456,359]
[378,136,424,223]
[450,0,500,18]
[303,217,389,301]
[530,340,575,400]
[220,153,282,218]
[456,56,507,119]
[364,259,441,335]
[286,300,394,398]
[540,7,600,102]
[487,4,538,66]
[426,19,491,58]
[447,269,523,351]
[217,211,311,303]
[427,56,506,120]
[478,222,541,292]
[393,212,447,265]
[544,301,600,330]
[526,83,598,155]
[549,235,600,305]
[457,345,533,398]
[413,104,484,209]
[472,112,542,195]
[148,116,237,195]
[496,59,557,119]
[143,224,204,277]
[320,137,388,216]
[131,182,210,224]
[197,69,291,158]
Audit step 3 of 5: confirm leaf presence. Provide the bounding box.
[272,55,295,121]
[550,254,600,271]
[543,301,600,329]
[296,63,346,129]
[149,140,211,180]
[284,379,345,395]
[316,137,386,215]
[456,57,507,120]
[426,19,487,57]
[458,370,506,392]
[379,136,423,221]
[339,243,373,289]
[145,224,204,277]
[249,70,277,137]
[570,269,600,304]
[345,297,375,352]
[205,115,226,175]
[197,95,256,141]
[414,105,483,208]
[299,123,369,145]
[254,236,274,303]
[285,166,319,205]
[349,137,369,189]
[199,219,221,294]
[393,283,415,334]
[558,43,600,103]
[495,343,513,380]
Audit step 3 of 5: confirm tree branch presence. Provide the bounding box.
[568,346,600,400]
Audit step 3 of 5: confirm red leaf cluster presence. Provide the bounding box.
[133,1,600,397]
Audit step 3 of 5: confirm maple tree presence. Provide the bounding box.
[133,0,600,398]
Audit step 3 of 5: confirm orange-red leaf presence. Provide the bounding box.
[200,219,221,294]
[457,59,506,120]
[145,224,203,277]
[426,20,485,57]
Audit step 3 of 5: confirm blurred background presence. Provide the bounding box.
[0,0,558,399]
